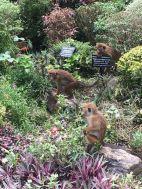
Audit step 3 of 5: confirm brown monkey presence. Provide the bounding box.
[82,102,107,145]
[96,43,121,74]
[96,43,121,62]
[41,90,58,113]
[48,69,97,97]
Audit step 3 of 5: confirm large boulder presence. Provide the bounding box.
[100,145,142,176]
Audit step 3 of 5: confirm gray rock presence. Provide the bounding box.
[100,145,142,176]
[106,77,118,90]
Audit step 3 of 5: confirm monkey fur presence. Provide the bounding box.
[82,102,107,145]
[48,69,97,97]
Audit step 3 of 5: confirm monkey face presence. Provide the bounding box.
[82,103,98,117]
[48,71,58,81]
[96,43,106,54]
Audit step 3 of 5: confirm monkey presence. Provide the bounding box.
[96,43,121,62]
[48,69,97,97]
[17,41,31,53]
[82,102,107,152]
[96,43,121,74]
[40,90,58,113]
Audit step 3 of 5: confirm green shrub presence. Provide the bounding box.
[0,0,22,53]
[0,103,6,125]
[20,0,52,50]
[117,46,142,89]
[76,1,125,44]
[6,54,52,101]
[95,0,142,52]
[116,46,142,106]
[0,78,32,130]
[48,38,93,72]
[131,131,142,149]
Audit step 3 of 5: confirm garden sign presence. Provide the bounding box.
[60,47,76,58]
[92,55,114,75]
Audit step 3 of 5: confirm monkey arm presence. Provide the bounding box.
[56,78,62,95]
[83,127,101,143]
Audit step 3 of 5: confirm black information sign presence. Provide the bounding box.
[60,47,75,58]
[92,55,113,67]
[92,55,115,75]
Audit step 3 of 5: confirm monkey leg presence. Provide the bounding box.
[86,144,94,153]
[56,80,62,95]
[64,82,77,97]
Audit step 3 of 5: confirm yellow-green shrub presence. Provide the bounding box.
[117,46,142,88]
[0,103,6,125]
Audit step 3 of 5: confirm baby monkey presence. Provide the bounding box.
[82,102,107,151]
[48,69,97,97]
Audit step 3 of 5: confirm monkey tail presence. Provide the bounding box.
[78,76,104,88]
[77,81,96,88]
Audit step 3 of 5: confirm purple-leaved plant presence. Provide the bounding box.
[70,155,112,189]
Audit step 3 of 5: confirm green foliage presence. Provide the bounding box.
[131,131,142,149]
[0,51,15,75]
[6,54,52,102]
[4,150,19,167]
[0,0,22,53]
[29,94,85,163]
[95,0,142,52]
[76,1,125,44]
[113,172,142,189]
[0,103,6,125]
[0,78,32,130]
[20,0,52,50]
[48,38,93,71]
[28,140,58,160]
[29,125,85,163]
[118,46,142,89]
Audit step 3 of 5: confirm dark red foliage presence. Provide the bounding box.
[0,126,30,161]
[0,126,111,188]
[70,155,112,189]
[43,5,77,43]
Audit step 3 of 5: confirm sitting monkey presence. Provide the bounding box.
[82,102,107,152]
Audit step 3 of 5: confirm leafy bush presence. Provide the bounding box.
[5,54,54,116]
[95,0,142,52]
[0,78,32,130]
[76,1,125,44]
[113,172,142,189]
[43,5,77,43]
[0,103,6,125]
[117,46,142,89]
[20,0,52,51]
[48,38,93,71]
[0,0,22,53]
[131,131,142,149]
[53,0,80,8]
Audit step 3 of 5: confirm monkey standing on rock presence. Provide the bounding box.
[82,102,107,152]
[48,69,97,97]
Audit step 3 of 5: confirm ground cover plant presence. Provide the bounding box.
[0,0,142,188]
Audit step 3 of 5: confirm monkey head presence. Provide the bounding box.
[82,102,98,117]
[48,70,58,81]
[96,43,106,55]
